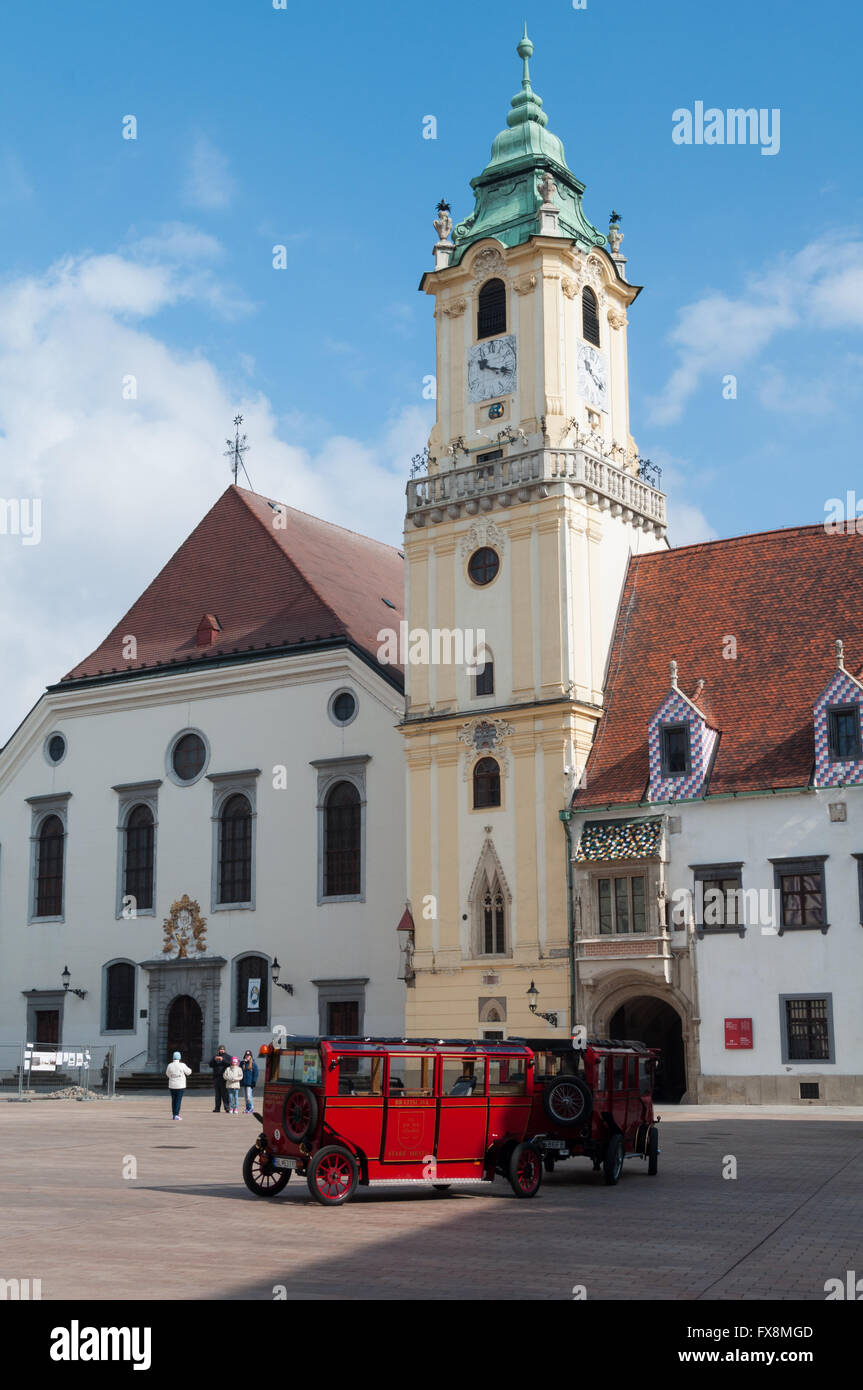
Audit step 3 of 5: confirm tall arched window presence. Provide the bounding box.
[477,278,506,339]
[473,757,501,809]
[105,961,136,1031]
[474,653,494,697]
[481,874,507,955]
[582,285,600,346]
[35,815,64,917]
[124,804,154,911]
[234,953,269,1027]
[324,781,362,897]
[218,794,253,904]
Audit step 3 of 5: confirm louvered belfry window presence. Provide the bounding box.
[36,815,64,917]
[477,278,507,339]
[582,286,600,346]
[324,781,362,896]
[219,794,253,904]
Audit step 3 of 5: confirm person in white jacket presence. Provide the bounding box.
[166,1051,192,1120]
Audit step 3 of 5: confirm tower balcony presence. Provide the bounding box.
[406,444,666,532]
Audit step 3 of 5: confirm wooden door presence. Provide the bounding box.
[35,1010,59,1046]
[166,995,203,1072]
[327,1001,359,1036]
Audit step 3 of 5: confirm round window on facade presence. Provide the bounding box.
[468,547,500,586]
[170,731,208,784]
[329,689,358,726]
[44,732,67,766]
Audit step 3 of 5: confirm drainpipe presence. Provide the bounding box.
[559,809,576,1033]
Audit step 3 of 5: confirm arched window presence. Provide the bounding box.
[473,757,501,809]
[481,875,507,955]
[582,286,600,346]
[477,278,506,340]
[105,961,135,1031]
[218,794,253,904]
[324,781,362,897]
[36,815,64,917]
[124,804,154,911]
[474,655,494,697]
[234,953,269,1027]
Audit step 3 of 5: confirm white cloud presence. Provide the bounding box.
[648,235,863,425]
[183,135,236,211]
[0,245,431,744]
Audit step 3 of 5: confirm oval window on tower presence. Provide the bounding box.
[468,547,500,587]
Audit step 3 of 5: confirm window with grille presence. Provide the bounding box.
[784,998,830,1061]
[827,705,861,761]
[582,286,600,346]
[172,732,206,782]
[473,757,501,809]
[35,815,64,917]
[477,278,506,339]
[779,870,823,928]
[235,954,268,1027]
[105,962,135,1031]
[218,794,253,904]
[660,723,691,776]
[324,781,362,896]
[597,875,647,934]
[124,804,154,911]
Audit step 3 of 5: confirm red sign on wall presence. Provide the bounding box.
[725,1018,753,1049]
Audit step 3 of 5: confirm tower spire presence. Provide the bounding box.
[508,25,548,130]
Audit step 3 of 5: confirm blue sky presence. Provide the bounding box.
[1,0,862,738]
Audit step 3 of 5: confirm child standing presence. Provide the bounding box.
[224,1055,243,1113]
[241,1050,259,1114]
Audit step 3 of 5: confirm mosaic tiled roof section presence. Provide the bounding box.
[575,817,664,862]
[814,669,863,788]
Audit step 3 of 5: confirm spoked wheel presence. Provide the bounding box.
[282,1085,318,1143]
[242,1144,290,1197]
[542,1074,593,1129]
[307,1146,359,1206]
[508,1142,543,1198]
[603,1133,625,1186]
[647,1125,659,1176]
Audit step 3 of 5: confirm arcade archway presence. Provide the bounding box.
[609,996,686,1103]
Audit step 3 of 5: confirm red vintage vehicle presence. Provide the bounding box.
[523,1036,661,1183]
[243,1036,544,1205]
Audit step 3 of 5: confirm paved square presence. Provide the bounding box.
[3,1097,862,1300]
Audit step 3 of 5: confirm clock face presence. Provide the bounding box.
[468,334,518,403]
[577,343,609,412]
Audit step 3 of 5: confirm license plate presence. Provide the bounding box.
[542,1139,568,1150]
[273,1157,297,1170]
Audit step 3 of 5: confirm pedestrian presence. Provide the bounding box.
[209,1044,229,1112]
[224,1055,243,1113]
[241,1049,259,1114]
[166,1051,192,1120]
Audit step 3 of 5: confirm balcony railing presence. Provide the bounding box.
[406,445,666,529]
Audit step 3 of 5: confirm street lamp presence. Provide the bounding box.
[526,980,558,1027]
[61,965,87,1000]
[271,958,294,995]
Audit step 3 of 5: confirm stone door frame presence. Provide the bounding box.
[139,956,226,1072]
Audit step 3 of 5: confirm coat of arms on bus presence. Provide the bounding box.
[162,895,208,959]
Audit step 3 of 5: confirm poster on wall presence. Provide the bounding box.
[724,1018,753,1049]
[247,979,261,1011]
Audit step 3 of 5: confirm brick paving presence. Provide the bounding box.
[2,1096,862,1301]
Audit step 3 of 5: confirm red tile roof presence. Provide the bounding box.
[573,523,863,806]
[60,486,404,687]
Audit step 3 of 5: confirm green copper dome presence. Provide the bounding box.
[451,27,605,264]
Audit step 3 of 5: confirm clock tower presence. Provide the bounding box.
[402,30,667,1040]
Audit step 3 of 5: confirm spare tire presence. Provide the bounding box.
[282,1084,319,1142]
[542,1073,593,1129]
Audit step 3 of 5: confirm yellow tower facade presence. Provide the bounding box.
[403,32,667,1040]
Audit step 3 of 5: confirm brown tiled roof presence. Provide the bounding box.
[573,523,863,806]
[60,486,404,687]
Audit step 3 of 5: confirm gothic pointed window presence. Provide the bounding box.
[124,804,154,911]
[582,286,600,347]
[473,756,501,809]
[218,794,253,904]
[480,873,507,955]
[35,815,64,918]
[477,278,506,339]
[324,780,362,897]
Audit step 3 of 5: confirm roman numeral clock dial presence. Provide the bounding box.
[467,334,518,403]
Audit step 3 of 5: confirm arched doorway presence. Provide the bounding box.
[166,995,203,1072]
[610,997,686,1103]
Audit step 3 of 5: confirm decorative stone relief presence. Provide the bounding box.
[458,520,507,558]
[561,277,580,299]
[607,310,628,330]
[457,717,515,752]
[442,297,467,318]
[513,273,538,295]
[470,246,507,285]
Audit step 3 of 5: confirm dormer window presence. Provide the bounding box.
[827,705,861,761]
[477,278,506,340]
[660,724,691,777]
